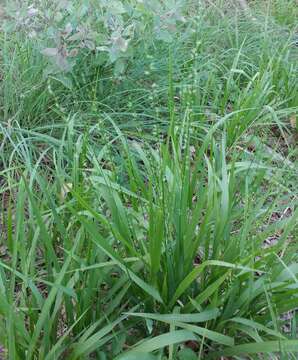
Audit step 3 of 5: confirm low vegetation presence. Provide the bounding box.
[0,0,297,359]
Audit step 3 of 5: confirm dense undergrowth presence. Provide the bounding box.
[0,0,297,359]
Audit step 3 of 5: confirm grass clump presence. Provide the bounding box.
[0,0,297,359]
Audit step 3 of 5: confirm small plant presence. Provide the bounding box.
[0,0,297,359]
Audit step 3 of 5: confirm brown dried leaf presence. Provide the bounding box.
[68,48,79,57]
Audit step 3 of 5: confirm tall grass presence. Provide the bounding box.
[0,1,297,359]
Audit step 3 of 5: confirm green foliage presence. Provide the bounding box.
[0,0,297,359]
[3,0,187,77]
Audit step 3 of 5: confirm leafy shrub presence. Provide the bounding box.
[3,0,187,76]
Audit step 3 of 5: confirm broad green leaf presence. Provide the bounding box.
[117,354,157,360]
[212,340,298,358]
[121,330,196,355]
[228,317,286,339]
[125,309,219,323]
[125,313,234,346]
